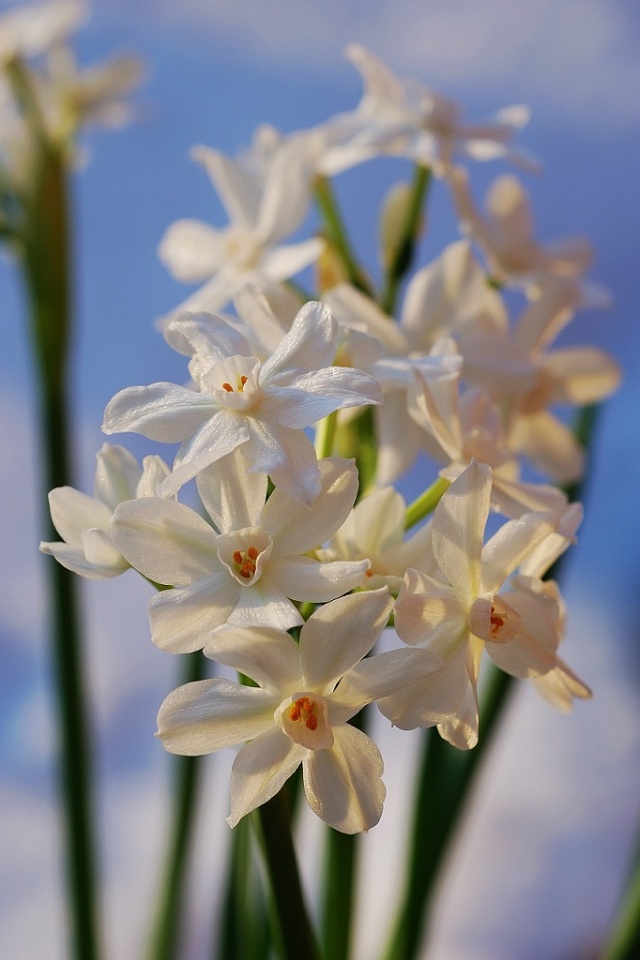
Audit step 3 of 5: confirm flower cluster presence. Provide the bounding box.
[41,39,618,834]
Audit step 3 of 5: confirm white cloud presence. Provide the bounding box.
[99,0,640,131]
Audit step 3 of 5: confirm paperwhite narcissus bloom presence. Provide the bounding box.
[39,443,170,579]
[102,301,383,503]
[159,139,321,317]
[110,454,371,644]
[317,486,435,595]
[456,279,621,482]
[448,168,611,307]
[379,461,590,749]
[317,44,533,177]
[408,340,569,519]
[157,589,442,833]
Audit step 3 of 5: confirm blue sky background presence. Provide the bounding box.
[2,1,640,957]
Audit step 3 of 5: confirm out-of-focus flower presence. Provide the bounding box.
[0,0,85,63]
[317,44,533,177]
[448,168,611,306]
[103,301,383,503]
[39,443,170,578]
[408,339,569,518]
[317,485,435,595]
[110,453,371,642]
[457,278,621,482]
[380,462,590,748]
[157,589,441,833]
[159,137,322,316]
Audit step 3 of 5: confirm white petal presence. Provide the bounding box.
[157,678,276,755]
[303,724,385,833]
[260,239,323,280]
[158,219,222,281]
[228,728,306,827]
[102,383,215,442]
[39,540,124,580]
[203,625,302,693]
[266,556,369,602]
[543,347,621,404]
[334,647,443,715]
[431,461,492,600]
[192,146,260,226]
[300,589,393,692]
[245,418,321,504]
[262,366,382,428]
[48,486,111,546]
[259,301,336,383]
[509,411,584,483]
[93,443,140,508]
[149,576,238,653]
[226,578,303,631]
[262,456,358,553]
[164,311,251,363]
[196,448,267,533]
[395,568,468,649]
[480,510,557,595]
[111,498,219,585]
[159,411,250,498]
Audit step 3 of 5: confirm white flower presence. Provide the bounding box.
[317,485,435,595]
[156,589,441,833]
[102,301,383,503]
[317,44,533,177]
[448,168,611,306]
[159,137,321,316]
[408,339,569,518]
[110,453,371,644]
[0,0,85,63]
[39,443,170,579]
[380,462,590,749]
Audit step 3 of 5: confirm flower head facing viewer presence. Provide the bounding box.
[157,589,441,833]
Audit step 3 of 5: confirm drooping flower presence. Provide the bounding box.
[379,461,590,749]
[110,453,371,644]
[102,300,383,503]
[156,589,441,833]
[317,44,533,177]
[39,443,170,579]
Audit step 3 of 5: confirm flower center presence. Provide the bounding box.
[489,605,506,639]
[222,375,248,393]
[288,696,319,731]
[232,545,259,580]
[274,691,334,750]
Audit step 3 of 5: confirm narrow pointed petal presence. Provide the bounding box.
[509,411,585,483]
[262,366,382,428]
[93,444,140,508]
[261,457,358,553]
[334,647,443,715]
[395,568,467,649]
[159,411,250,498]
[164,311,251,363]
[266,556,369,602]
[431,461,492,600]
[303,724,385,833]
[481,510,557,595]
[158,219,223,281]
[259,301,336,382]
[228,728,306,827]
[245,417,320,504]
[226,578,303,631]
[102,383,215,442]
[157,678,276,754]
[196,448,267,533]
[39,540,125,579]
[260,239,323,281]
[300,589,393,692]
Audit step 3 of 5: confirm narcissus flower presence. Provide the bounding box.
[40,443,170,579]
[380,461,590,748]
[317,44,533,177]
[110,454,371,643]
[102,300,382,503]
[156,589,441,833]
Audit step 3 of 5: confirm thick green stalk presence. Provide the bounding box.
[24,146,101,960]
[217,816,269,960]
[253,789,321,960]
[380,164,431,316]
[313,175,374,297]
[145,653,206,960]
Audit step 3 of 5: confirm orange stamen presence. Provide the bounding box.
[288,696,319,731]
[232,545,259,580]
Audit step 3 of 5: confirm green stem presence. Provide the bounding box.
[404,476,450,529]
[217,816,269,960]
[380,164,431,316]
[145,653,206,960]
[253,790,321,960]
[319,708,367,960]
[313,175,373,297]
[601,823,640,960]
[314,411,338,460]
[24,146,101,958]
